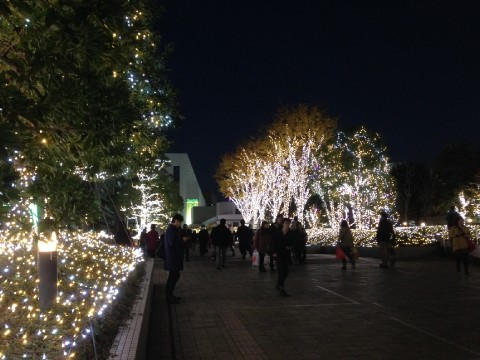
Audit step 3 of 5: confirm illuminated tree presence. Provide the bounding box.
[217,105,336,225]
[431,143,480,216]
[217,141,270,225]
[457,171,480,220]
[266,105,336,223]
[123,160,182,233]
[0,0,177,229]
[313,127,396,229]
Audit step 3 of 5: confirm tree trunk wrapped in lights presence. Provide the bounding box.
[217,105,336,225]
[313,127,396,229]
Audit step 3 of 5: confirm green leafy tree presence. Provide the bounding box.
[0,0,178,229]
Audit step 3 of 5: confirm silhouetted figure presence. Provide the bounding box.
[338,220,355,270]
[273,218,294,297]
[376,211,396,268]
[446,206,461,230]
[236,219,253,260]
[198,225,209,256]
[210,219,232,270]
[449,217,471,276]
[146,224,159,258]
[165,214,189,304]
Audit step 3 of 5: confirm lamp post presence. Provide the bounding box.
[38,231,58,310]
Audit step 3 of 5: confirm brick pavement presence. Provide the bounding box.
[146,250,480,360]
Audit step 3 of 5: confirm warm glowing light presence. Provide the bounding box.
[0,229,143,358]
[38,231,57,252]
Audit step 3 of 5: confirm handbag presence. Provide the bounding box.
[467,238,476,252]
[335,246,346,260]
[252,250,260,266]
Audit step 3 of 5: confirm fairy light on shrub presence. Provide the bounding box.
[0,230,143,358]
[307,225,480,247]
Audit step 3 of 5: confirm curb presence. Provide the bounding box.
[109,258,155,360]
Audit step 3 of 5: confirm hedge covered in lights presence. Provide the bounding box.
[0,231,144,359]
[306,225,480,247]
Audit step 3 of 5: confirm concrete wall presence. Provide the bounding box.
[165,153,205,224]
[192,206,216,224]
[216,202,237,215]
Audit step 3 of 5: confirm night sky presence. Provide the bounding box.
[160,0,480,196]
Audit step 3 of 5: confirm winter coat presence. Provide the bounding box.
[293,228,307,248]
[339,227,354,248]
[449,224,470,252]
[254,228,271,254]
[273,229,294,259]
[146,229,159,251]
[376,218,395,243]
[164,224,184,272]
[210,224,232,247]
[236,225,253,244]
[446,210,461,230]
[198,229,209,243]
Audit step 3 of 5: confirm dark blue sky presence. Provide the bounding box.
[160,0,480,195]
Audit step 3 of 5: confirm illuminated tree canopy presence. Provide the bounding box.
[217,107,397,229]
[217,104,336,225]
[0,0,179,229]
[312,127,396,229]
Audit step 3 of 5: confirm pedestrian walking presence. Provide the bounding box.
[236,219,253,260]
[254,221,271,272]
[229,225,236,256]
[210,218,233,270]
[164,214,189,304]
[180,224,193,261]
[268,214,284,272]
[338,220,355,270]
[273,218,294,297]
[449,217,471,276]
[139,227,147,256]
[146,224,159,258]
[292,221,307,264]
[191,230,198,253]
[198,225,209,256]
[376,211,396,268]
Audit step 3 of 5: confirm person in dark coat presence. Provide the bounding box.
[139,228,147,256]
[164,214,189,304]
[446,206,461,230]
[198,225,209,256]
[273,218,294,296]
[268,214,284,272]
[236,219,253,260]
[376,211,396,268]
[210,218,232,269]
[180,224,193,261]
[254,221,271,272]
[292,221,307,264]
[146,224,159,258]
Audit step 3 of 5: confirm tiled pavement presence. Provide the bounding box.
[146,250,480,360]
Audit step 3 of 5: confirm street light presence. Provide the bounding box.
[38,231,58,310]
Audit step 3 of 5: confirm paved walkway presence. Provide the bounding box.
[146,250,480,360]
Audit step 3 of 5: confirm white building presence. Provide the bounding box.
[198,201,244,228]
[165,153,205,225]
